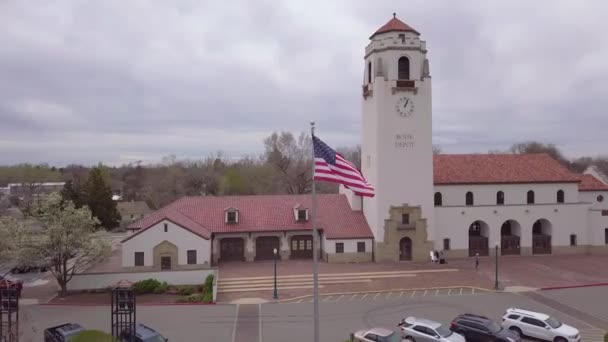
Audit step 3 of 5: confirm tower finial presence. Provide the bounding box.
[393,12,396,18]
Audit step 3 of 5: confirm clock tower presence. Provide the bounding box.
[360,14,435,259]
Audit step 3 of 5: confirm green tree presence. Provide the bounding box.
[0,217,22,263]
[85,167,121,229]
[14,193,110,295]
[60,180,84,208]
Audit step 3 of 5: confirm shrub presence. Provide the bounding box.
[177,285,194,296]
[72,330,118,342]
[132,279,161,295]
[202,291,213,303]
[153,281,169,294]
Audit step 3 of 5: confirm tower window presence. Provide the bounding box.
[401,213,410,225]
[527,190,535,204]
[398,56,410,80]
[557,190,565,203]
[466,192,474,206]
[434,192,442,206]
[497,191,505,205]
[164,223,168,232]
[570,234,577,246]
[367,61,372,84]
[398,33,405,43]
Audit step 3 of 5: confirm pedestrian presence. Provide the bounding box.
[475,253,479,270]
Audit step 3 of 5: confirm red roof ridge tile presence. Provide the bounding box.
[370,14,420,39]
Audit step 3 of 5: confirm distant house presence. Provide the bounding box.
[7,182,65,199]
[117,201,153,229]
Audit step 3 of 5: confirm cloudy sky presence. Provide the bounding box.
[1,1,607,166]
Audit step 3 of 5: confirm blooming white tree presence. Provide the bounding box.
[15,193,110,295]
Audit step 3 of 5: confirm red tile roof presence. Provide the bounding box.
[579,174,608,191]
[433,154,581,185]
[126,194,373,239]
[370,14,420,39]
[122,209,211,243]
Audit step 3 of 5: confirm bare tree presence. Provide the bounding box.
[432,144,442,155]
[14,193,110,295]
[263,132,313,194]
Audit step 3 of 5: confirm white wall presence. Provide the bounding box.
[434,183,579,207]
[362,30,434,244]
[579,191,608,210]
[122,219,210,267]
[323,237,373,253]
[434,203,590,251]
[588,210,608,246]
[67,269,217,291]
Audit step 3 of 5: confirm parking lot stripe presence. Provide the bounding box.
[399,291,404,297]
[349,294,357,301]
[322,296,333,302]
[447,289,451,295]
[336,295,344,302]
[411,290,416,297]
[374,293,381,299]
[423,290,428,296]
[232,304,239,342]
[459,288,463,295]
[434,289,439,296]
[386,292,392,299]
[361,293,369,300]
[472,288,475,294]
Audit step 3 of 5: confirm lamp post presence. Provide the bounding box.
[494,242,500,290]
[273,247,278,300]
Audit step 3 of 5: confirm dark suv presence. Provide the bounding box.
[450,313,520,342]
[120,323,168,342]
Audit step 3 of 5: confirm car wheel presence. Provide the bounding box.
[405,336,415,342]
[509,327,523,337]
[554,337,567,342]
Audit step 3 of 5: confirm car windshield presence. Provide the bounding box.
[488,321,502,333]
[545,317,562,329]
[379,332,402,342]
[436,325,453,337]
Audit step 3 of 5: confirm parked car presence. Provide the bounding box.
[501,308,580,342]
[120,323,168,342]
[399,316,465,342]
[11,259,51,273]
[44,323,85,342]
[354,327,404,342]
[450,313,520,342]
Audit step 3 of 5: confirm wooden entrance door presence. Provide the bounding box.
[469,236,489,257]
[160,256,171,270]
[220,238,245,261]
[532,235,552,254]
[255,236,279,261]
[399,237,412,261]
[501,236,521,255]
[290,235,313,259]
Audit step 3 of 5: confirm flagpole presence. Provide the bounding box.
[310,121,320,342]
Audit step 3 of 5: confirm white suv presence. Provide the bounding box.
[501,308,580,342]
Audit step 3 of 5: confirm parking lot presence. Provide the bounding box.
[288,286,488,303]
[17,286,608,342]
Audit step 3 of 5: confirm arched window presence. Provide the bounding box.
[367,61,372,84]
[527,190,535,204]
[398,56,410,80]
[465,191,474,206]
[496,191,505,205]
[434,192,442,206]
[557,190,564,203]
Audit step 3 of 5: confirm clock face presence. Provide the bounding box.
[395,96,415,118]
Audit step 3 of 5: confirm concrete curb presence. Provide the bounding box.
[39,301,217,307]
[540,283,608,291]
[268,285,496,303]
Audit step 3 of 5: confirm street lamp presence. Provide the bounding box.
[495,241,500,290]
[273,247,278,300]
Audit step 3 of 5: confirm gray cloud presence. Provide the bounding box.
[1,0,607,166]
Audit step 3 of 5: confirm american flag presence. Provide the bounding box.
[313,135,375,197]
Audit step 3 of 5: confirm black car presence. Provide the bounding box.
[44,323,85,342]
[120,323,168,342]
[450,313,520,342]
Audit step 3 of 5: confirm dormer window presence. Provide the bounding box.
[225,208,239,224]
[293,204,309,222]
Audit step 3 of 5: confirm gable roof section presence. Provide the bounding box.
[370,15,420,39]
[433,154,581,185]
[126,194,372,239]
[117,201,152,215]
[122,208,211,243]
[579,174,608,191]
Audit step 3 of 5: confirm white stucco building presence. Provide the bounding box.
[121,15,608,270]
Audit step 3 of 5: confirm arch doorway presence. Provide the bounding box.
[532,219,552,254]
[500,220,521,255]
[399,237,412,261]
[469,221,489,257]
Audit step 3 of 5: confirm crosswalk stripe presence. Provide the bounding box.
[220,269,459,282]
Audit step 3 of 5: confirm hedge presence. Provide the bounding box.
[132,279,161,295]
[72,330,118,342]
